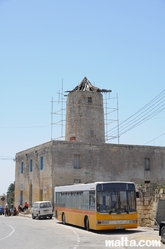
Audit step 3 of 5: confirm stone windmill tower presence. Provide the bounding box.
[65,77,111,143]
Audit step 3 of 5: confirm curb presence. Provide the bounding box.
[18,212,31,218]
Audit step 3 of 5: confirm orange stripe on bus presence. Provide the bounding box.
[56,207,96,215]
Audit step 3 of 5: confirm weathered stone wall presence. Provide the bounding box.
[15,141,53,207]
[65,91,105,143]
[136,184,165,227]
[15,140,165,212]
[137,197,155,227]
[52,141,165,185]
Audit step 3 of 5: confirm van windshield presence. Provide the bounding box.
[40,202,51,208]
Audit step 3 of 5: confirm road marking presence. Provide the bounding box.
[0,223,15,241]
[65,226,80,249]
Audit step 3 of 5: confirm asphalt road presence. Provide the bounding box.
[0,215,163,249]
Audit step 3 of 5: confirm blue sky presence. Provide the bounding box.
[0,0,165,195]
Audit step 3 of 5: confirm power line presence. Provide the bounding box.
[144,132,165,145]
[106,89,165,141]
[0,156,15,161]
[0,125,48,129]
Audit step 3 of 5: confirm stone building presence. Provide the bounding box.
[14,77,165,208]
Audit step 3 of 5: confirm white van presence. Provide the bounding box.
[32,201,53,219]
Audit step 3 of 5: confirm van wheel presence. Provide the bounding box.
[85,217,90,231]
[32,214,35,219]
[62,213,66,225]
[161,226,165,244]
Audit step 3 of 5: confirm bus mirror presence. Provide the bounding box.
[136,192,139,198]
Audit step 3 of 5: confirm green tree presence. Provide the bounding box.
[7,182,15,206]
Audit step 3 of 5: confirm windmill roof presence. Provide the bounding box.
[66,77,112,93]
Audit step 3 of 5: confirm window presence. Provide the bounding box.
[88,97,92,103]
[74,155,80,169]
[29,159,33,172]
[21,162,24,174]
[89,190,95,210]
[74,179,81,184]
[39,189,43,201]
[40,156,43,170]
[70,136,76,141]
[20,191,23,205]
[29,184,32,206]
[145,180,150,184]
[90,130,94,137]
[144,158,150,171]
[20,183,23,190]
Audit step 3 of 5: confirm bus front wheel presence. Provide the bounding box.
[85,217,90,231]
[62,213,66,225]
[161,226,165,244]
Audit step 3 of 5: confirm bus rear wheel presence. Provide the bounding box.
[85,217,90,231]
[62,213,66,225]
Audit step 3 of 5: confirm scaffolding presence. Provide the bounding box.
[50,80,66,140]
[50,81,119,143]
[104,93,119,144]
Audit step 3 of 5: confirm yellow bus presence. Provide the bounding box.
[54,181,138,230]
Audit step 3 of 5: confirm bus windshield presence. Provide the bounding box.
[96,183,136,214]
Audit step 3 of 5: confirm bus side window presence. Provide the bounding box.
[89,191,95,210]
[82,191,89,210]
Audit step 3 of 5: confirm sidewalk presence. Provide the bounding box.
[18,210,55,219]
[18,210,32,218]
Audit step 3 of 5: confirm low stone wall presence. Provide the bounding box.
[137,198,156,227]
[136,184,165,227]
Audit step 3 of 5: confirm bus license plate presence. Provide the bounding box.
[115,226,124,229]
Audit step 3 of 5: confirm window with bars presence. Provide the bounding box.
[144,158,150,171]
[21,162,24,174]
[88,97,92,103]
[29,159,33,172]
[74,155,80,169]
[40,156,43,170]
[74,179,81,183]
